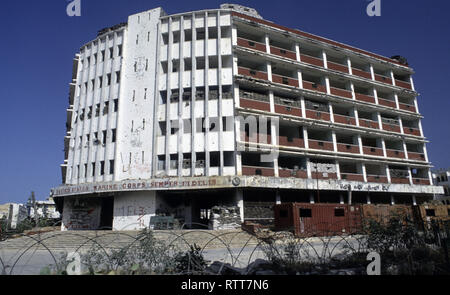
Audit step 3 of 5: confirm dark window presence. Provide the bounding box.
[100,161,105,175]
[109,160,114,175]
[334,208,345,217]
[279,209,288,218]
[111,129,116,143]
[425,209,435,217]
[299,208,312,218]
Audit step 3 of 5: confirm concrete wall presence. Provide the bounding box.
[61,197,102,231]
[113,191,156,230]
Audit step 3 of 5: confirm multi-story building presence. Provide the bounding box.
[433,169,450,203]
[52,4,443,231]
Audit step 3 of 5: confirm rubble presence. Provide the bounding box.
[208,206,241,230]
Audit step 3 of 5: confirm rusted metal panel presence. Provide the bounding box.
[414,204,450,230]
[361,204,413,225]
[275,203,362,237]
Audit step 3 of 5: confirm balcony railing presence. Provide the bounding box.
[412,178,430,185]
[359,118,379,129]
[272,73,299,87]
[340,173,364,182]
[303,80,327,93]
[334,114,357,126]
[238,66,268,80]
[305,110,331,121]
[367,175,389,183]
[242,165,275,177]
[311,171,337,180]
[399,103,417,113]
[309,139,334,151]
[378,98,397,108]
[337,143,360,154]
[395,79,412,90]
[382,123,401,133]
[374,74,393,85]
[363,146,384,156]
[279,168,308,179]
[386,149,405,159]
[352,68,372,79]
[241,132,272,145]
[237,37,266,53]
[300,54,324,67]
[274,104,302,117]
[355,92,376,104]
[270,46,297,60]
[240,98,271,112]
[278,136,305,148]
[391,177,410,184]
[408,152,426,161]
[330,87,353,99]
[327,61,349,73]
[403,127,421,136]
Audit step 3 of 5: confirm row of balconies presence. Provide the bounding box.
[240,131,426,162]
[241,165,430,185]
[237,65,418,117]
[236,37,414,91]
[238,95,422,137]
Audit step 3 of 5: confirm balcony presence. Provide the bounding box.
[330,87,353,99]
[279,168,308,179]
[240,98,270,112]
[309,139,334,151]
[306,109,330,121]
[242,165,275,177]
[399,103,417,113]
[237,37,266,53]
[352,68,372,79]
[412,178,430,185]
[386,149,405,159]
[378,98,397,108]
[241,132,272,145]
[367,175,389,183]
[278,136,305,148]
[337,143,360,154]
[391,177,410,184]
[408,152,426,161]
[403,127,421,136]
[238,66,268,81]
[272,73,299,87]
[274,104,302,117]
[363,146,384,157]
[303,80,327,93]
[334,114,357,126]
[374,74,393,85]
[382,123,401,133]
[270,46,297,61]
[359,118,379,129]
[300,54,324,67]
[311,171,337,180]
[340,173,364,182]
[327,61,349,74]
[395,79,412,90]
[355,92,376,104]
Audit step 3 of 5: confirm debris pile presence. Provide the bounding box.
[208,206,241,230]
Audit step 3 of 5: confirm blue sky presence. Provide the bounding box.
[0,0,449,204]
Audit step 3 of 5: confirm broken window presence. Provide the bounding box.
[111,129,116,143]
[103,101,109,115]
[425,209,435,217]
[91,162,96,177]
[100,161,105,175]
[95,104,100,117]
[299,208,312,218]
[116,71,121,83]
[114,99,118,112]
[107,74,111,86]
[102,130,107,143]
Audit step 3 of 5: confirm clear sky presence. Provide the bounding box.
[0,0,449,204]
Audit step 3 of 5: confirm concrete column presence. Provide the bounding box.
[381,138,387,158]
[235,189,244,223]
[276,190,281,205]
[367,194,371,204]
[267,62,272,82]
[309,192,315,204]
[348,82,356,100]
[357,135,364,155]
[377,112,383,130]
[369,64,375,81]
[386,165,392,183]
[297,70,303,89]
[346,57,352,75]
[390,195,395,205]
[332,131,338,153]
[336,160,341,180]
[329,103,335,123]
[322,50,328,69]
[306,157,312,179]
[394,93,400,110]
[348,189,352,205]
[402,141,409,160]
[354,107,360,127]
[412,195,417,206]
[398,116,405,135]
[303,126,309,149]
[324,76,331,95]
[339,194,345,204]
[390,70,396,87]
[300,97,307,118]
[295,43,301,62]
[408,167,414,185]
[361,163,368,182]
[409,76,416,92]
[265,34,270,54]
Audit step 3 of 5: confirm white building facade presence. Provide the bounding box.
[52,4,443,231]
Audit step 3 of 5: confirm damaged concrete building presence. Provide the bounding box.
[52,4,443,231]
